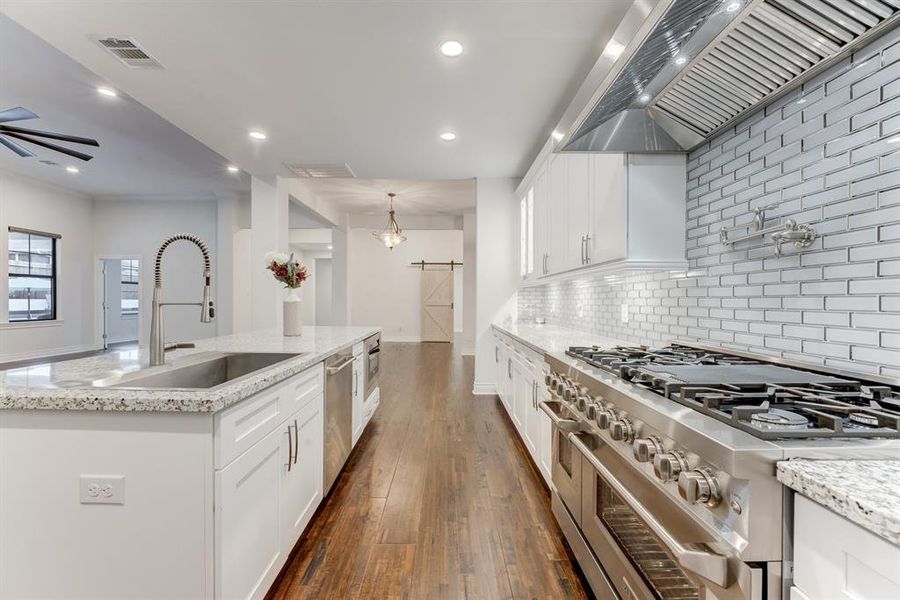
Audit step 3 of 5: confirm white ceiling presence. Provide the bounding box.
[299,178,476,215]
[0,15,248,200]
[1,1,632,181]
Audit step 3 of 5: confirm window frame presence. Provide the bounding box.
[8,226,60,323]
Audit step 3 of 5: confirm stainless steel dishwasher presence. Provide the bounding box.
[324,349,354,494]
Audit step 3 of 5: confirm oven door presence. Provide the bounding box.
[569,431,758,600]
[364,335,380,398]
[540,400,583,523]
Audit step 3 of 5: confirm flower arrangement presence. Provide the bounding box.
[264,251,308,289]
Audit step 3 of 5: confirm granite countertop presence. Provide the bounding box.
[777,459,900,545]
[491,320,630,356]
[0,326,380,413]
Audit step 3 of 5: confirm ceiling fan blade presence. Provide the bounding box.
[0,107,39,124]
[2,131,94,161]
[0,125,100,147]
[0,134,37,157]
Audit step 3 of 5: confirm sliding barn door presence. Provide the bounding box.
[421,270,454,343]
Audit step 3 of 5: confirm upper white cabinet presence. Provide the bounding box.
[519,152,687,281]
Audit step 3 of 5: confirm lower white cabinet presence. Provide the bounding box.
[215,378,325,600]
[352,354,364,444]
[793,494,900,600]
[493,329,553,488]
[279,399,324,555]
[216,424,285,600]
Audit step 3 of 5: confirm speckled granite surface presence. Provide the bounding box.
[0,326,379,413]
[492,321,629,355]
[777,459,900,545]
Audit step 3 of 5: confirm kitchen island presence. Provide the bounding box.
[0,326,379,600]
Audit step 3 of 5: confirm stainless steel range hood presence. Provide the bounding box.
[560,0,899,153]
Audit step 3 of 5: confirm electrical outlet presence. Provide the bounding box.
[80,475,125,505]
[621,303,629,323]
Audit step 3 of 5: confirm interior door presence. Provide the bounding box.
[421,269,454,342]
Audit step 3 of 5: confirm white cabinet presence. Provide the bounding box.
[493,329,553,488]
[280,399,324,555]
[215,424,285,600]
[518,152,686,281]
[793,494,900,600]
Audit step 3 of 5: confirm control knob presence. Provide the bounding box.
[653,450,688,482]
[609,418,635,442]
[576,393,590,412]
[544,373,554,387]
[563,385,577,401]
[677,468,721,507]
[585,402,599,420]
[632,436,663,463]
[595,406,616,429]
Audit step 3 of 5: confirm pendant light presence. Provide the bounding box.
[373,192,406,250]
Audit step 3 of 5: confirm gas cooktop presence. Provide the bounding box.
[566,344,900,440]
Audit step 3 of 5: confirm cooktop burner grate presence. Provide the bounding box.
[566,343,900,440]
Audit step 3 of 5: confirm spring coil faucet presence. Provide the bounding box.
[149,234,215,366]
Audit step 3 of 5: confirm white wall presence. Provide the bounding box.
[92,198,220,346]
[474,178,519,394]
[250,177,289,331]
[102,259,139,344]
[0,172,95,361]
[331,227,349,326]
[315,258,333,326]
[348,228,463,342]
[462,211,476,355]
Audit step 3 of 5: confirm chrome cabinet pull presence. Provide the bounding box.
[495,346,499,363]
[567,433,730,587]
[293,419,299,466]
[580,236,586,264]
[285,424,294,472]
[584,235,591,263]
[507,358,512,379]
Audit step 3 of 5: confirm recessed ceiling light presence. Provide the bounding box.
[440,131,457,141]
[97,86,117,98]
[66,166,79,173]
[639,94,651,103]
[248,130,267,140]
[551,130,564,142]
[327,245,333,250]
[440,40,464,57]
[227,165,240,173]
[725,1,741,12]
[674,55,687,66]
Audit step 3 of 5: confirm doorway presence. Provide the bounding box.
[315,258,333,326]
[421,269,454,342]
[98,258,141,350]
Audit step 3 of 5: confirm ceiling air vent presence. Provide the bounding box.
[285,163,356,178]
[93,36,163,69]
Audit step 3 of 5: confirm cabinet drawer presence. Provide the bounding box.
[215,364,324,469]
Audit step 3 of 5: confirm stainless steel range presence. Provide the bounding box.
[541,341,900,600]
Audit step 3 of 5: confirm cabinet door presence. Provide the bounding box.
[538,406,553,488]
[281,397,324,554]
[589,153,627,264]
[216,425,285,600]
[512,357,527,433]
[525,364,542,468]
[546,154,568,275]
[352,356,364,445]
[532,166,548,277]
[566,154,591,269]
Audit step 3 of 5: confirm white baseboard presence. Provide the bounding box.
[0,343,98,364]
[472,382,497,396]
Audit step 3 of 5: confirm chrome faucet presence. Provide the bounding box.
[149,234,215,366]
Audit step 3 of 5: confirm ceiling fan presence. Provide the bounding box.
[0,106,99,161]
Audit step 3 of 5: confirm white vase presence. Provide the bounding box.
[283,288,302,336]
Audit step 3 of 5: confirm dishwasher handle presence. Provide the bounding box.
[326,355,355,375]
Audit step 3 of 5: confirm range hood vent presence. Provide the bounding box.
[565,0,899,152]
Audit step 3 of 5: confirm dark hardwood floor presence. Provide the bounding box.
[267,342,592,600]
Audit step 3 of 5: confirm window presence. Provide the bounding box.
[120,259,139,316]
[8,228,58,322]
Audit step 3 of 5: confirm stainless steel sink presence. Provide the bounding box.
[93,352,303,390]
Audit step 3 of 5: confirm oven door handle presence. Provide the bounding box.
[568,433,730,588]
[539,401,582,433]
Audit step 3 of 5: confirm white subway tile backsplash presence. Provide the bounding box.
[519,33,900,376]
